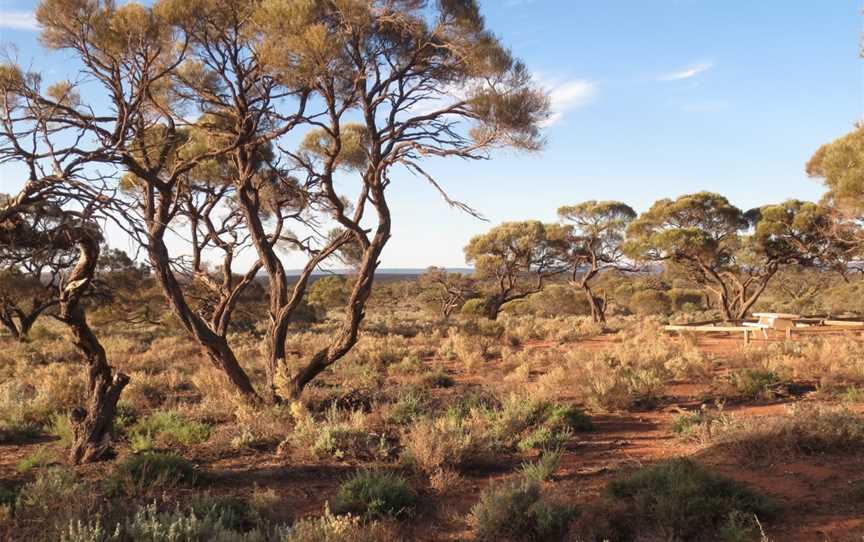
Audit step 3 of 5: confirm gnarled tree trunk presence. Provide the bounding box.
[59,230,129,464]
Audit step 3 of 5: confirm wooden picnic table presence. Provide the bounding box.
[745,312,801,339]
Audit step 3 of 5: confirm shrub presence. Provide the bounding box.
[61,502,269,542]
[106,452,198,496]
[520,449,562,483]
[284,403,389,461]
[470,478,573,542]
[402,411,491,474]
[282,506,398,542]
[709,405,864,461]
[388,391,426,425]
[14,468,96,537]
[332,471,417,520]
[603,458,774,541]
[728,369,781,399]
[128,411,211,452]
[630,290,672,315]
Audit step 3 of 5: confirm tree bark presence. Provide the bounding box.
[582,284,606,325]
[145,186,261,403]
[60,230,130,464]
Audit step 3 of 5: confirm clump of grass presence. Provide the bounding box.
[602,458,774,541]
[105,452,198,496]
[709,405,864,461]
[284,403,389,461]
[670,402,732,443]
[469,478,573,542]
[728,369,781,399]
[283,505,399,542]
[15,445,55,473]
[127,411,211,452]
[388,391,426,425]
[332,470,417,520]
[62,501,269,542]
[520,449,562,483]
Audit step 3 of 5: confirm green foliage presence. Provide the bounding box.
[730,369,780,399]
[106,452,198,496]
[128,411,211,452]
[60,502,268,542]
[604,458,774,541]
[519,449,562,483]
[630,290,672,315]
[16,445,55,473]
[470,478,573,542]
[332,470,417,520]
[807,125,864,215]
[307,276,350,311]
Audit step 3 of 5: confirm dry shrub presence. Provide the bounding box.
[440,332,499,370]
[706,405,864,462]
[401,410,492,474]
[281,402,389,460]
[127,335,203,374]
[763,337,864,391]
[562,320,685,411]
[222,403,291,451]
[190,365,246,416]
[0,362,85,440]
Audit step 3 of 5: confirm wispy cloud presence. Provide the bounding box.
[540,79,597,127]
[659,61,713,82]
[0,10,37,31]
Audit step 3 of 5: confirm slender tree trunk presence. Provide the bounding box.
[284,181,392,399]
[60,232,129,464]
[145,187,260,403]
[582,284,606,325]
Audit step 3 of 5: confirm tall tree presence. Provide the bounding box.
[464,221,564,320]
[28,0,548,403]
[555,201,636,324]
[625,192,831,320]
[250,0,549,398]
[806,125,864,265]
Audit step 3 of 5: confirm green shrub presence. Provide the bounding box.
[61,502,269,542]
[128,411,211,452]
[519,449,562,483]
[603,458,774,541]
[47,412,73,446]
[389,391,426,425]
[16,445,55,473]
[332,471,417,519]
[106,452,198,496]
[730,369,780,399]
[470,478,573,541]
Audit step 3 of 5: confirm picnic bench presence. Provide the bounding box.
[665,312,864,344]
[744,312,800,340]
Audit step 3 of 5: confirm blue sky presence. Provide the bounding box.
[0,1,861,268]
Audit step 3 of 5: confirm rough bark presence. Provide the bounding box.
[60,230,130,464]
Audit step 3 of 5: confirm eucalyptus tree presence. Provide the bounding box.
[807,125,864,265]
[29,0,548,403]
[464,221,564,320]
[625,192,831,321]
[556,201,636,324]
[0,60,129,462]
[248,0,549,398]
[418,267,477,319]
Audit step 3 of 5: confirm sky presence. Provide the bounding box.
[0,0,862,269]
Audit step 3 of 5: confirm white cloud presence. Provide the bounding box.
[660,61,713,81]
[541,79,597,127]
[0,10,37,31]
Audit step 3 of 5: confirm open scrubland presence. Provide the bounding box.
[3,282,864,542]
